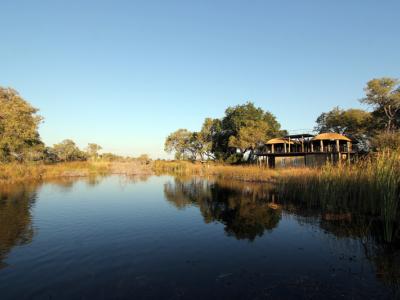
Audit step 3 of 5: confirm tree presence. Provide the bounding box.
[52,139,87,162]
[164,129,197,160]
[228,120,270,154]
[221,102,284,158]
[222,102,282,137]
[86,143,102,160]
[0,87,43,162]
[194,118,221,160]
[361,78,400,132]
[315,107,371,141]
[370,131,400,151]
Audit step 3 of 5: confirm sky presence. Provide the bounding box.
[1,0,399,158]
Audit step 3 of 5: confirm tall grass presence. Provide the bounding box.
[0,160,153,184]
[277,150,400,242]
[0,161,111,183]
[154,152,400,242]
[152,160,314,182]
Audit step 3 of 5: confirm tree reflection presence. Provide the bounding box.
[165,176,400,291]
[0,184,37,269]
[164,178,281,241]
[278,187,400,293]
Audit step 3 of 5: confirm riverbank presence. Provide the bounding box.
[0,161,153,184]
[152,160,315,182]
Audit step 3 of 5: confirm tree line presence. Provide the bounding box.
[165,77,400,161]
[0,87,151,163]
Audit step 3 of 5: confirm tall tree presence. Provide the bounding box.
[0,87,43,162]
[228,120,270,154]
[361,78,400,132]
[195,118,221,160]
[221,102,284,157]
[164,129,197,160]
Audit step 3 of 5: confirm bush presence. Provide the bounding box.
[371,131,400,151]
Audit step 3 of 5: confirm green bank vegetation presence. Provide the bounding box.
[0,87,154,182]
[165,77,400,161]
[1,77,400,185]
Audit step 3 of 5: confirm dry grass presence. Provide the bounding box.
[0,161,153,184]
[152,160,315,182]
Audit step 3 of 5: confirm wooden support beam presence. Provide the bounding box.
[320,140,324,152]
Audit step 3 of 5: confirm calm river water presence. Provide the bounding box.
[0,175,399,299]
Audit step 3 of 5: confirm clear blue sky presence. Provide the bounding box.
[1,0,399,158]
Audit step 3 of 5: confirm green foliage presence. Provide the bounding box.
[164,129,196,160]
[0,87,43,162]
[228,119,271,153]
[225,153,244,164]
[370,131,400,151]
[315,107,372,148]
[52,139,87,162]
[86,143,102,159]
[220,102,284,158]
[165,102,285,162]
[361,78,400,132]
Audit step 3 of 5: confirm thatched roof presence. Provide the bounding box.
[312,133,351,142]
[266,138,295,145]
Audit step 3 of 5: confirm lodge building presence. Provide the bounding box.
[256,133,355,168]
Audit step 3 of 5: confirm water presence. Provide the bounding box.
[0,175,399,299]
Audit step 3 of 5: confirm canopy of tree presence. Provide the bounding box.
[165,102,285,162]
[0,88,43,162]
[316,77,400,150]
[315,107,371,148]
[52,139,87,162]
[361,78,400,132]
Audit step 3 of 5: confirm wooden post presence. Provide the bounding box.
[301,137,305,153]
[272,144,275,154]
[347,141,351,163]
[288,137,291,153]
[336,140,340,152]
[347,141,352,153]
[311,142,314,152]
[320,140,324,152]
[284,143,287,153]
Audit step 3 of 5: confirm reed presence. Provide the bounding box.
[0,161,109,183]
[152,160,315,182]
[277,150,400,242]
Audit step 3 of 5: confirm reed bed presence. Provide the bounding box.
[0,161,112,183]
[152,160,315,182]
[154,152,400,241]
[277,150,400,242]
[0,160,155,184]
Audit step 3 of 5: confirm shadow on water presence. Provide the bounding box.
[164,176,400,294]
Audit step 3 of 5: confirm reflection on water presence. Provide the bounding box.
[164,177,400,293]
[165,178,281,241]
[0,184,36,269]
[0,174,399,299]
